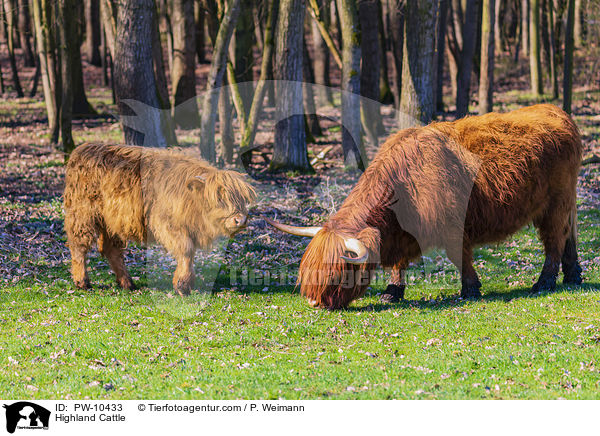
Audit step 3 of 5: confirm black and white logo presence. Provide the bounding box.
[3,402,50,433]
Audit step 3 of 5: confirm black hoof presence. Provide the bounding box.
[531,275,557,293]
[563,263,583,286]
[380,284,405,303]
[460,280,482,299]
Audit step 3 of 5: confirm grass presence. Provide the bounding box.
[1,210,599,400]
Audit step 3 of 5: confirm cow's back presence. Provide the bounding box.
[65,143,147,242]
[433,104,582,245]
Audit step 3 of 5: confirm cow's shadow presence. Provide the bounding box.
[346,282,600,313]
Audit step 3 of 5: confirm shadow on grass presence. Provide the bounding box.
[346,282,600,313]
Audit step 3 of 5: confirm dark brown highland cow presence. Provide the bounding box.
[267,104,584,310]
[64,143,256,294]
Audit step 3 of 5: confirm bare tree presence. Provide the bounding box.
[231,0,255,113]
[310,0,333,105]
[436,0,449,112]
[171,0,200,128]
[479,0,495,114]
[547,0,558,98]
[563,0,575,113]
[399,0,438,128]
[270,0,313,172]
[114,0,174,146]
[2,0,24,97]
[239,0,277,165]
[337,0,366,170]
[521,0,529,56]
[359,0,382,150]
[199,0,241,162]
[57,0,76,153]
[85,0,102,66]
[455,0,478,117]
[17,0,35,67]
[530,0,543,96]
[388,0,404,108]
[32,0,58,140]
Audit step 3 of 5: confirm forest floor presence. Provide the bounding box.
[0,49,599,399]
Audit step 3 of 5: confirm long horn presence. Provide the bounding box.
[340,237,369,264]
[264,218,322,237]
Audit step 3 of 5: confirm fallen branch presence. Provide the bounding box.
[310,145,333,165]
[582,155,600,165]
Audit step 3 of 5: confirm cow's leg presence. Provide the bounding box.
[532,208,570,293]
[561,210,583,285]
[173,253,195,296]
[380,261,407,303]
[448,245,482,298]
[98,231,134,290]
[65,214,94,289]
[70,244,90,289]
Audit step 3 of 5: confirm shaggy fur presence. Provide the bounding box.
[64,143,256,294]
[298,104,583,309]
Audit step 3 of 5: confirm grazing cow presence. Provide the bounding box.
[64,143,256,295]
[267,104,583,309]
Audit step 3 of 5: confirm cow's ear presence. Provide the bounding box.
[187,175,206,191]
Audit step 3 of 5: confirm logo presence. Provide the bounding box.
[3,402,50,433]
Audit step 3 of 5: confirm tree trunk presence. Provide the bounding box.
[563,0,575,113]
[494,0,502,53]
[573,0,582,47]
[195,0,206,63]
[29,56,40,97]
[359,0,381,149]
[114,0,172,146]
[377,0,393,104]
[152,8,170,111]
[239,0,277,165]
[231,0,255,113]
[171,0,200,128]
[310,0,332,105]
[57,0,76,153]
[150,9,177,144]
[398,0,438,128]
[85,0,102,65]
[100,0,117,58]
[436,0,448,112]
[530,0,543,96]
[547,0,558,98]
[2,0,24,97]
[521,0,529,56]
[199,0,242,162]
[72,0,97,117]
[218,78,235,164]
[336,0,366,170]
[479,0,495,114]
[32,0,58,141]
[303,36,322,138]
[455,0,478,117]
[17,0,35,67]
[388,0,404,109]
[270,0,312,173]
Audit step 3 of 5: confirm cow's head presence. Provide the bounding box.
[266,219,380,309]
[189,171,256,237]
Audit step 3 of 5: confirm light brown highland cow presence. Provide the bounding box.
[64,143,255,294]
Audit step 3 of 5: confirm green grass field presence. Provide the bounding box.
[1,207,599,399]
